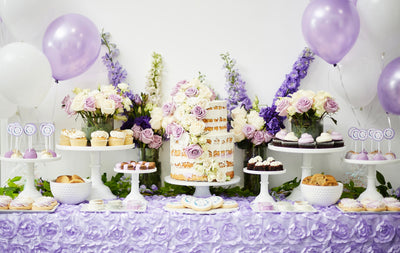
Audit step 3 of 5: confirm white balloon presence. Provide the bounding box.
[0,93,17,118]
[0,42,53,107]
[357,0,400,54]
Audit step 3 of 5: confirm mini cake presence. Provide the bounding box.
[298,133,316,149]
[264,157,275,170]
[254,161,264,171]
[364,200,386,212]
[115,162,134,170]
[70,130,87,146]
[32,196,58,210]
[108,130,126,146]
[269,161,283,171]
[272,129,287,146]
[247,156,262,170]
[0,195,12,210]
[23,148,37,159]
[145,162,156,170]
[385,152,397,160]
[107,200,123,210]
[122,129,134,145]
[316,133,334,148]
[59,129,75,146]
[9,196,34,210]
[90,130,109,147]
[257,202,274,211]
[330,131,344,147]
[282,132,298,148]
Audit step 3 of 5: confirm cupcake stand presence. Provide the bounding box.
[268,144,346,201]
[343,159,400,201]
[0,156,61,199]
[243,168,286,203]
[164,176,240,197]
[56,144,135,200]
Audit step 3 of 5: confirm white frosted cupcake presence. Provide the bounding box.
[70,130,87,146]
[108,130,126,146]
[122,129,134,145]
[59,128,76,146]
[90,130,109,147]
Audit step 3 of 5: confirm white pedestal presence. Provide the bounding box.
[244,168,286,203]
[0,155,61,200]
[343,158,400,201]
[114,168,157,203]
[268,144,346,201]
[56,144,135,200]
[164,176,240,197]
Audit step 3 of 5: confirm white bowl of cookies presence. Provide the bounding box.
[50,175,91,204]
[301,173,343,206]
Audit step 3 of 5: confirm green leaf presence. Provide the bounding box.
[376,171,386,185]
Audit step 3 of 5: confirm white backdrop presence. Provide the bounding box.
[1,0,399,191]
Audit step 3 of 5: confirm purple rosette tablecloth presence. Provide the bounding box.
[0,196,400,252]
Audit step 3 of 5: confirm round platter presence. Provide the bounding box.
[343,158,400,165]
[114,168,157,174]
[56,144,135,152]
[268,144,346,154]
[0,155,61,163]
[164,176,240,187]
[243,168,286,175]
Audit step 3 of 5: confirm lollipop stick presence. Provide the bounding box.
[15,137,19,151]
[45,136,49,151]
[28,136,32,150]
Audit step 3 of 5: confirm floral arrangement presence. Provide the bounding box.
[145,52,163,107]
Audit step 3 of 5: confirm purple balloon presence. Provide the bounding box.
[377,57,400,115]
[42,13,100,81]
[302,0,360,65]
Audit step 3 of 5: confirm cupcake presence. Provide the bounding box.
[90,130,109,147]
[330,131,344,147]
[59,129,75,146]
[316,133,334,148]
[254,161,264,171]
[272,129,287,146]
[70,130,88,146]
[282,132,299,148]
[264,157,275,171]
[108,130,126,146]
[122,129,134,145]
[269,161,283,171]
[298,133,316,149]
[247,156,262,170]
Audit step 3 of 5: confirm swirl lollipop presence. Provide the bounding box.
[358,129,368,151]
[4,123,16,158]
[373,129,384,153]
[383,128,395,153]
[368,128,376,152]
[351,128,360,152]
[23,123,38,159]
[40,123,56,158]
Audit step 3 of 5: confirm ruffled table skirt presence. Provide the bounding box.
[0,195,399,252]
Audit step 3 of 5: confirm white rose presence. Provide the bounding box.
[161,116,174,130]
[189,120,205,136]
[174,92,187,104]
[70,93,87,111]
[94,93,107,109]
[193,164,205,176]
[149,107,163,130]
[100,85,117,96]
[190,78,201,87]
[216,167,227,182]
[174,106,186,122]
[232,117,247,130]
[101,99,116,115]
[178,132,190,146]
[198,86,213,99]
[88,89,99,97]
[247,110,265,130]
[287,105,297,116]
[117,83,129,91]
[122,97,132,111]
[202,158,212,171]
[233,125,245,142]
[231,106,247,120]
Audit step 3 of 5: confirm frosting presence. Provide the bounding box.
[266,157,275,164]
[255,161,263,167]
[249,156,262,164]
[316,133,332,143]
[10,197,33,207]
[330,131,343,141]
[383,197,399,204]
[298,133,314,144]
[110,131,126,139]
[270,161,282,166]
[284,132,298,141]
[0,195,12,207]
[275,129,288,140]
[365,200,385,209]
[122,129,134,136]
[61,128,76,137]
[33,197,56,207]
[70,130,86,139]
[373,152,387,161]
[91,130,109,139]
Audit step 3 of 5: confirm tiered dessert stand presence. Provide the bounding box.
[0,155,61,199]
[114,167,157,203]
[164,176,240,197]
[56,144,135,200]
[268,144,346,201]
[343,158,400,201]
[243,168,286,203]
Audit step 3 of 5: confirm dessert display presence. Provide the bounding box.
[246,156,283,171]
[165,195,238,213]
[302,173,338,186]
[166,78,234,182]
[114,161,156,171]
[271,130,343,149]
[59,128,134,147]
[338,197,400,212]
[55,174,85,183]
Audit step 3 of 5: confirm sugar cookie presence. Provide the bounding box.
[209,196,224,209]
[191,198,212,211]
[181,196,195,208]
[222,200,238,209]
[166,201,185,209]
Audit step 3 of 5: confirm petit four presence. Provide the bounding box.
[32,197,58,210]
[9,197,34,210]
[0,195,12,210]
[330,131,344,147]
[122,129,134,145]
[272,129,287,146]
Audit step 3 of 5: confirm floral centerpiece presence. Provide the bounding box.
[275,89,339,138]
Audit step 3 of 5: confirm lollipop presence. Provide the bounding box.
[23,123,37,159]
[4,123,16,158]
[358,129,368,152]
[350,127,360,153]
[383,128,395,151]
[368,128,376,152]
[40,123,56,158]
[373,129,384,153]
[6,123,23,158]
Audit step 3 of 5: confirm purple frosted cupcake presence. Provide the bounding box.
[298,133,316,149]
[330,131,344,147]
[272,129,287,147]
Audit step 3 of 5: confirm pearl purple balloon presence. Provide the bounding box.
[377,57,400,115]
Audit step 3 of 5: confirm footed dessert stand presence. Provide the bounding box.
[268,144,346,201]
[0,155,61,199]
[164,176,240,197]
[114,167,157,203]
[343,159,400,201]
[243,168,286,203]
[56,144,135,200]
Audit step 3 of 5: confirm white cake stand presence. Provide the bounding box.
[268,144,346,201]
[343,158,400,201]
[114,168,157,203]
[244,168,286,203]
[0,155,61,200]
[56,144,135,200]
[164,176,240,197]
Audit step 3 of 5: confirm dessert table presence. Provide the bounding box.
[0,196,399,252]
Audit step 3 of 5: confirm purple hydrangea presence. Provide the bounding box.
[134,116,151,130]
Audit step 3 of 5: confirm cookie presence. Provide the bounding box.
[166,201,185,209]
[191,198,212,211]
[181,196,195,208]
[222,200,238,209]
[209,196,224,209]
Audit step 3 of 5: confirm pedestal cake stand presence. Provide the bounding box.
[343,158,400,201]
[268,144,346,201]
[243,168,286,203]
[164,176,240,197]
[56,144,135,200]
[0,155,61,199]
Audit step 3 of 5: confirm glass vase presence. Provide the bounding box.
[139,147,161,191]
[291,117,323,139]
[82,116,114,141]
[243,145,266,194]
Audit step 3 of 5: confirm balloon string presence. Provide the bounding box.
[336,65,362,127]
[387,112,392,151]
